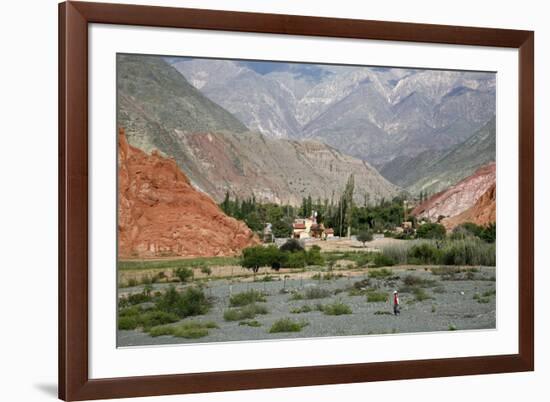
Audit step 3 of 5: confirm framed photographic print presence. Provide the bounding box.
[59,1,534,400]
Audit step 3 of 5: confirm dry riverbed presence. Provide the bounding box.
[118,266,496,347]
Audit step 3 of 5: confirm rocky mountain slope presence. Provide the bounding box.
[119,55,400,206]
[173,58,495,165]
[442,183,496,230]
[380,117,496,194]
[118,54,247,156]
[175,130,399,206]
[118,128,258,259]
[411,163,495,224]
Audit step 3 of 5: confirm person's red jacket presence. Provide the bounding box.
[394,293,399,305]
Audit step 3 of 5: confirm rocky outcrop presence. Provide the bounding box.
[442,183,496,230]
[411,163,495,225]
[118,128,259,259]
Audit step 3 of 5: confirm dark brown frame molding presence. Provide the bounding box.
[59,1,534,400]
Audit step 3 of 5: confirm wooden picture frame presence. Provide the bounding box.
[59,1,534,400]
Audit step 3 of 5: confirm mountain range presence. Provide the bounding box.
[118,54,399,205]
[379,117,496,194]
[172,58,496,166]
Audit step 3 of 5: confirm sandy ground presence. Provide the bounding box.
[118,266,496,347]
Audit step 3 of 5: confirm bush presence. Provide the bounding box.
[305,245,324,266]
[416,223,446,239]
[269,318,308,333]
[280,239,305,253]
[372,253,395,267]
[286,251,307,268]
[407,243,441,264]
[230,290,267,307]
[156,286,210,318]
[200,266,212,276]
[319,302,352,315]
[357,230,373,246]
[175,267,194,282]
[223,304,269,321]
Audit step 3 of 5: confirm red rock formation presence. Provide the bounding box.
[411,163,495,225]
[118,128,259,259]
[442,183,496,231]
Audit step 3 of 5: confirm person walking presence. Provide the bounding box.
[393,290,400,316]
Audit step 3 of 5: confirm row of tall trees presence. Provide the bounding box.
[220,174,410,238]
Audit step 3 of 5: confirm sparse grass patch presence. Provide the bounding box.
[290,305,313,314]
[367,291,387,303]
[291,287,331,300]
[374,310,392,315]
[223,304,269,321]
[239,320,262,327]
[318,302,352,315]
[117,307,179,331]
[413,287,432,302]
[402,275,437,288]
[369,268,393,279]
[148,321,218,339]
[230,290,267,307]
[269,318,308,333]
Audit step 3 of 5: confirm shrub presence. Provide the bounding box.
[280,239,305,253]
[357,230,373,246]
[416,223,446,239]
[200,266,212,276]
[367,291,387,302]
[223,304,269,321]
[229,290,267,307]
[175,267,194,282]
[286,251,307,268]
[319,302,352,315]
[373,253,396,267]
[118,315,139,330]
[148,321,218,339]
[118,291,152,308]
[269,318,308,333]
[156,286,210,318]
[407,243,441,264]
[305,245,324,266]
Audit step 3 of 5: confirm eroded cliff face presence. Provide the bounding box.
[118,128,258,259]
[411,163,495,225]
[442,183,496,231]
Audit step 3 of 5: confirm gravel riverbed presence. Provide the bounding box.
[118,266,496,347]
